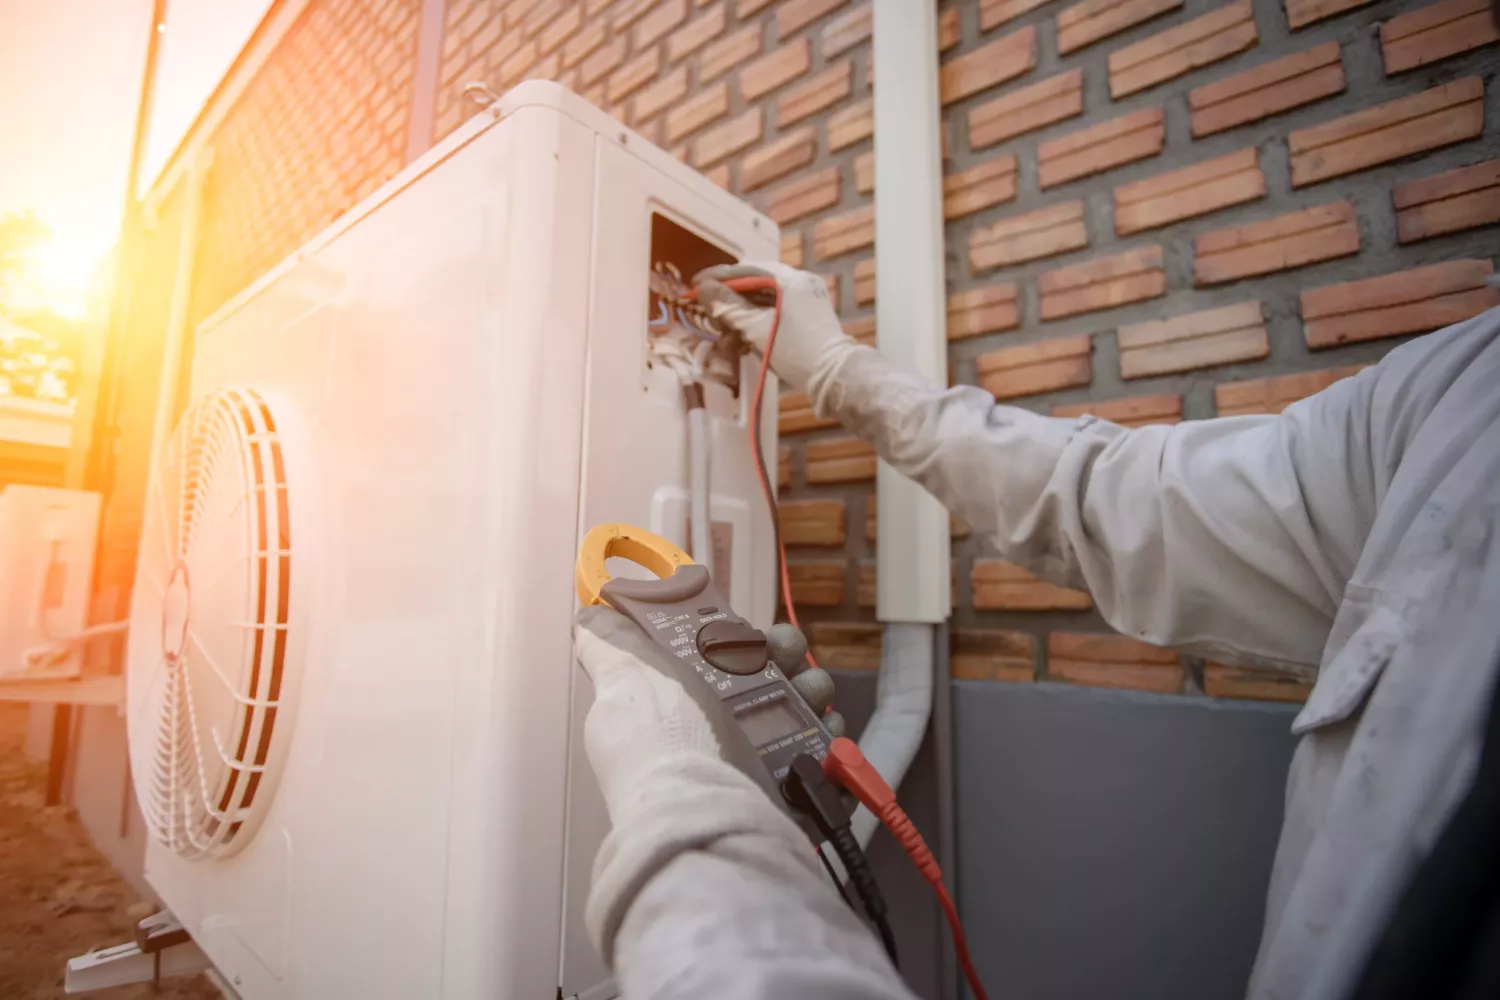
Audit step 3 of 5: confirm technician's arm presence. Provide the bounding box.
[699,264,1380,672]
[575,608,915,1000]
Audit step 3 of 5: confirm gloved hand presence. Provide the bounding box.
[694,262,860,400]
[573,605,840,964]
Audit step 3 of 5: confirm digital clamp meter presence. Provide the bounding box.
[576,523,832,833]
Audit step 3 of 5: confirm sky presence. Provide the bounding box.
[0,0,271,319]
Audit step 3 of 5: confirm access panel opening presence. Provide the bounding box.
[646,212,740,394]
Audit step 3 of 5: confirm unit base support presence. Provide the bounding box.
[65,911,214,994]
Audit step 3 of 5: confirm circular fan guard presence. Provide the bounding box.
[127,387,295,859]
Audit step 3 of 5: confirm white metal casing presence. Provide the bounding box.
[125,81,778,999]
[0,485,101,682]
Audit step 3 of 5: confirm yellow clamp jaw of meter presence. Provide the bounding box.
[575,522,695,607]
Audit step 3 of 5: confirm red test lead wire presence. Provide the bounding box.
[823,737,994,1000]
[689,276,823,676]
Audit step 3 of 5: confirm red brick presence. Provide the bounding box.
[741,128,816,191]
[944,156,1019,220]
[969,70,1085,151]
[1039,106,1165,189]
[952,629,1039,683]
[940,26,1038,104]
[579,36,626,85]
[970,200,1089,271]
[974,559,1093,610]
[630,66,688,124]
[854,151,874,194]
[846,316,876,347]
[762,166,841,224]
[1300,259,1500,349]
[823,5,872,56]
[810,622,883,671]
[539,5,583,54]
[1057,0,1183,55]
[777,61,852,126]
[1288,77,1484,188]
[609,47,663,103]
[939,7,962,49]
[1114,147,1264,235]
[779,0,850,39]
[806,436,877,483]
[738,0,777,13]
[778,444,791,488]
[498,40,542,88]
[613,0,661,28]
[565,19,610,69]
[981,0,1053,29]
[854,259,876,305]
[1394,159,1500,244]
[814,205,875,259]
[1109,0,1258,99]
[631,0,686,49]
[664,83,730,141]
[976,335,1093,399]
[788,562,847,606]
[1189,42,1345,137]
[1381,0,1500,74]
[691,108,762,166]
[948,284,1021,340]
[1053,393,1183,427]
[779,498,846,543]
[828,99,873,150]
[704,164,731,189]
[700,25,763,82]
[1117,301,1268,379]
[1285,0,1375,30]
[1038,246,1166,321]
[740,38,811,99]
[1195,201,1359,285]
[668,3,727,61]
[781,231,806,267]
[778,390,838,434]
[1215,365,1368,416]
[855,563,876,607]
[1047,632,1183,693]
[1205,664,1313,702]
[527,50,562,83]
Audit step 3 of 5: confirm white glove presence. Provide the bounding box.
[694,262,860,401]
[573,606,824,965]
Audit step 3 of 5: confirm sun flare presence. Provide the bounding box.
[14,224,110,322]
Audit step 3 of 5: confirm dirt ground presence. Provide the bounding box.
[0,703,220,999]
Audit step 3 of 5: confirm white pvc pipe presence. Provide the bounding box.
[855,1,951,849]
[687,398,711,564]
[872,0,952,626]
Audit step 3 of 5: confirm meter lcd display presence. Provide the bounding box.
[738,696,806,748]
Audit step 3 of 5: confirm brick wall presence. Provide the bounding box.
[919,0,1498,701]
[99,0,1498,706]
[190,0,422,325]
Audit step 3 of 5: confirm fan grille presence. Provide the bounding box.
[129,387,294,859]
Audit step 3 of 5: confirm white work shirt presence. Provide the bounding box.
[606,308,1500,1000]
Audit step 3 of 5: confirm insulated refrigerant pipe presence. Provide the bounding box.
[685,383,712,565]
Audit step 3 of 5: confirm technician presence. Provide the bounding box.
[573,261,1500,1000]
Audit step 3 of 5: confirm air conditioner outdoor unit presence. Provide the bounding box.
[118,82,779,999]
[0,484,102,683]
